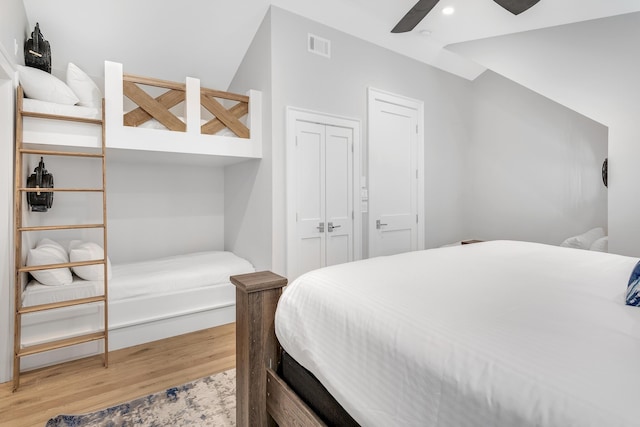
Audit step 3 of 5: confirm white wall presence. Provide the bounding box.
[106,159,225,264]
[467,71,608,244]
[269,6,473,270]
[0,0,27,66]
[0,69,16,384]
[609,119,640,257]
[0,0,27,384]
[226,9,273,272]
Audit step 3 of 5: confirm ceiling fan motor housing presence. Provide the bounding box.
[493,0,541,15]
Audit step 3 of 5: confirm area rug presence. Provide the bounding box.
[45,369,235,426]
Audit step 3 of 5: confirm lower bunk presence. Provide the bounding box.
[20,250,254,371]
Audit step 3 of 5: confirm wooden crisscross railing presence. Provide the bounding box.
[121,73,250,138]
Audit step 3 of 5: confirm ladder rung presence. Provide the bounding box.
[19,295,106,314]
[19,223,105,232]
[19,259,105,273]
[20,148,104,158]
[21,110,103,125]
[19,188,103,193]
[18,331,106,357]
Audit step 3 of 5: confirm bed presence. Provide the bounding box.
[19,60,262,162]
[15,61,262,371]
[232,240,640,427]
[20,250,254,371]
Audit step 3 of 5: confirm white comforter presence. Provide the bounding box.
[275,241,640,427]
[23,251,254,306]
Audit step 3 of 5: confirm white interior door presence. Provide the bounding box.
[368,88,424,258]
[325,126,353,267]
[294,121,326,276]
[288,109,361,280]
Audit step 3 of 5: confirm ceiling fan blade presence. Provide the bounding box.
[391,0,441,33]
[493,0,541,15]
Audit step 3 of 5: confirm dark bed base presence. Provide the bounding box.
[231,271,360,427]
[280,351,359,426]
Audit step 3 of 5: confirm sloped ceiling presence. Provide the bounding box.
[447,11,640,127]
[20,0,640,125]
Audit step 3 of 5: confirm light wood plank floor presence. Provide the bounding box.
[0,323,235,427]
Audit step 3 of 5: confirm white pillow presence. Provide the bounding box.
[560,227,606,250]
[590,236,609,252]
[17,64,79,105]
[37,237,65,251]
[68,240,112,281]
[66,62,102,108]
[27,240,73,286]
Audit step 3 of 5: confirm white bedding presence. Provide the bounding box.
[23,98,240,138]
[23,98,101,120]
[23,251,254,307]
[275,240,640,427]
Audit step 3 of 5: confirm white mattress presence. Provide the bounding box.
[23,251,254,307]
[275,240,640,427]
[23,98,101,120]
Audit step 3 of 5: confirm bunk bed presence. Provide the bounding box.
[22,60,263,161]
[16,61,262,372]
[20,250,255,371]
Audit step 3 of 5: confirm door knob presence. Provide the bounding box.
[328,222,341,232]
[376,219,388,229]
[316,222,325,232]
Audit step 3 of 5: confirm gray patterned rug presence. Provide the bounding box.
[45,369,235,426]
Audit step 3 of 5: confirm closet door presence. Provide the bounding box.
[291,120,355,279]
[295,121,326,276]
[325,125,353,267]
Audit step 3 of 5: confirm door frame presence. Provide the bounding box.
[286,107,362,278]
[367,87,425,255]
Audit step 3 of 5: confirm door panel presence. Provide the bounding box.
[295,121,326,276]
[369,95,419,258]
[325,126,353,267]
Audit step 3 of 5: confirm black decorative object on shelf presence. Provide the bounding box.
[602,158,608,188]
[24,23,51,73]
[27,157,54,212]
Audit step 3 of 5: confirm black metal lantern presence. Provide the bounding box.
[27,157,54,212]
[24,23,52,73]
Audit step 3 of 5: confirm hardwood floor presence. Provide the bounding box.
[0,323,236,427]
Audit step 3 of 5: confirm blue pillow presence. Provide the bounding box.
[625,261,640,306]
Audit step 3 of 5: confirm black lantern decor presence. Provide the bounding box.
[27,157,54,212]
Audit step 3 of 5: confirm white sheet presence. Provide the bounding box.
[23,98,101,120]
[23,251,254,306]
[275,240,640,427]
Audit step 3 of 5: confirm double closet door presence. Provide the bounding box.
[291,120,355,279]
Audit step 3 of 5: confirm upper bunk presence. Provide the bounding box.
[20,61,262,165]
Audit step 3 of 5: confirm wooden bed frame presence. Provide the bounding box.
[231,271,333,427]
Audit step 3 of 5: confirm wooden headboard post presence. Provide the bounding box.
[231,271,288,427]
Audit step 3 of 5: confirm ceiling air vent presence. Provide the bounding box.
[308,34,330,58]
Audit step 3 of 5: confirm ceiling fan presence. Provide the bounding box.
[391,0,541,33]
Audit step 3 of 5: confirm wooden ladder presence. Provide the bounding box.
[13,86,109,391]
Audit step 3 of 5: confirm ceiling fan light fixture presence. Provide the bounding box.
[391,0,542,34]
[442,6,455,15]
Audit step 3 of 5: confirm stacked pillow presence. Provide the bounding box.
[26,238,73,286]
[68,240,112,281]
[559,227,607,252]
[16,62,102,107]
[26,238,111,285]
